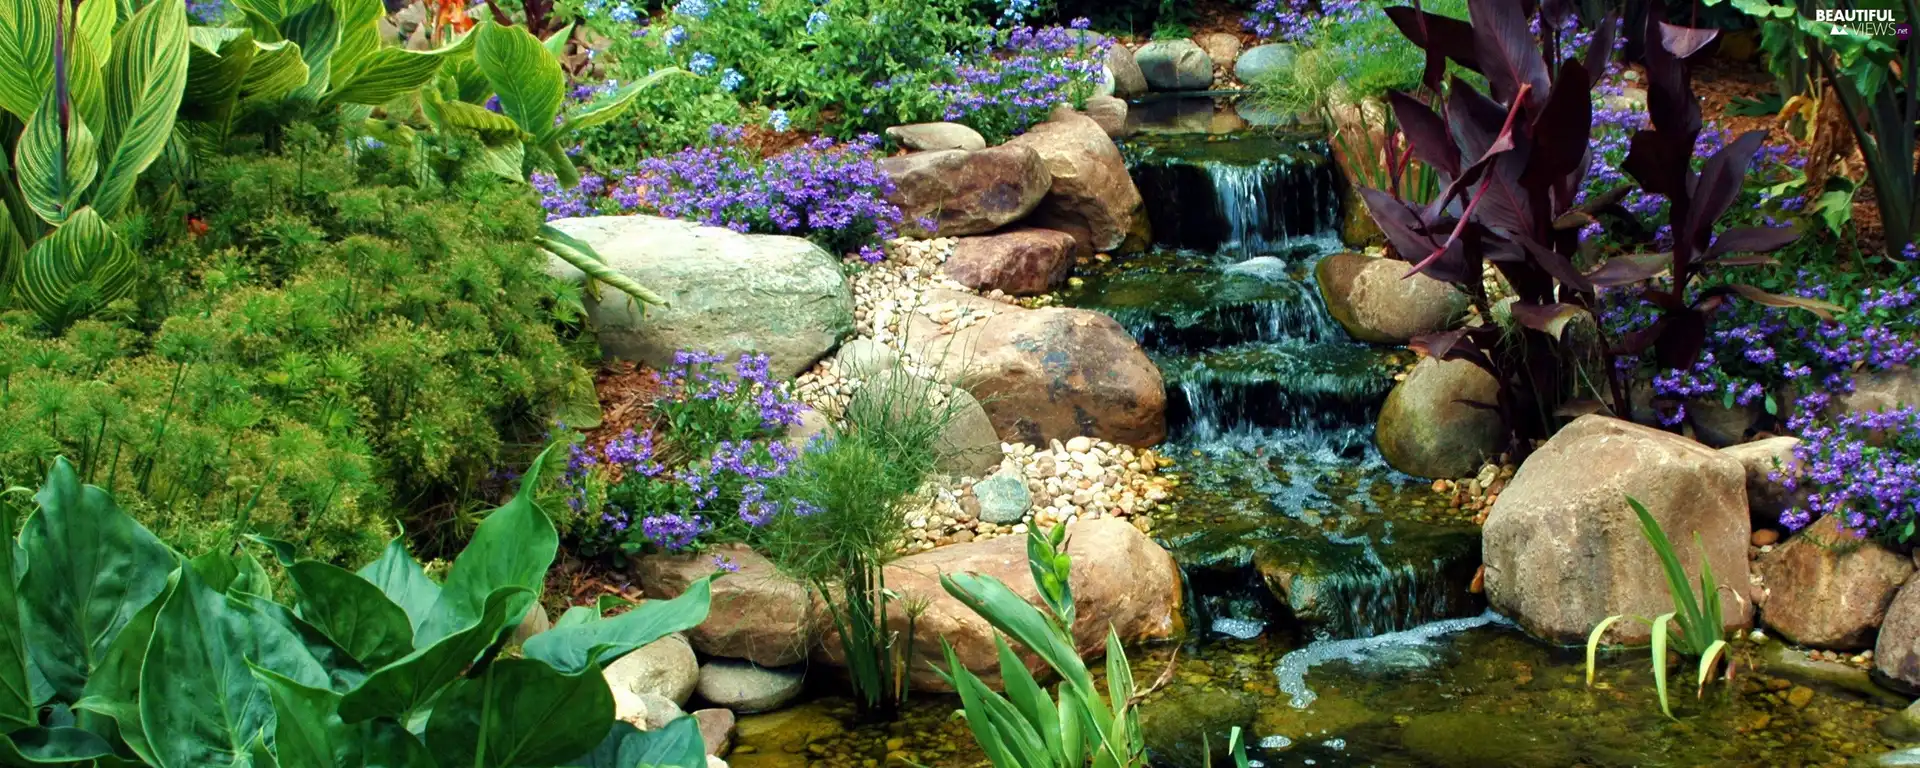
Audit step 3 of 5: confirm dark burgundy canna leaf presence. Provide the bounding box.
[1468,0,1550,109]
[1718,284,1846,321]
[1474,150,1535,236]
[1411,329,1500,376]
[1390,91,1462,177]
[1639,14,1701,141]
[1654,308,1708,369]
[1685,130,1769,249]
[1622,129,1689,198]
[1611,317,1667,356]
[1584,252,1671,287]
[1707,225,1799,258]
[1714,254,1780,267]
[1515,235,1593,292]
[1447,78,1508,160]
[1584,13,1618,83]
[1541,0,1573,31]
[1510,301,1587,339]
[1384,6,1483,73]
[1658,21,1719,59]
[1523,58,1592,192]
[1406,234,1480,285]
[1360,186,1445,261]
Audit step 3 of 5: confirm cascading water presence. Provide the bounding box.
[1065,132,1484,650]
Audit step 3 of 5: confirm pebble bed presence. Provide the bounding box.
[788,238,1176,552]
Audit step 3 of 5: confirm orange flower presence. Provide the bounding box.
[431,0,475,33]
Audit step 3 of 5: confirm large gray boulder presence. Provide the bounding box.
[1482,416,1753,644]
[1136,39,1213,91]
[546,216,854,379]
[931,307,1167,448]
[1375,357,1503,479]
[694,660,805,714]
[602,634,700,707]
[1106,44,1148,98]
[1234,43,1296,84]
[879,146,1052,238]
[1721,436,1806,526]
[885,122,986,152]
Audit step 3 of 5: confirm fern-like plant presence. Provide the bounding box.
[1584,495,1733,719]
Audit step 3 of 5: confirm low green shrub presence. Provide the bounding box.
[0,450,715,767]
[0,130,593,564]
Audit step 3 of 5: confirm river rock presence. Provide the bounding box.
[829,337,900,380]
[637,546,819,667]
[603,634,700,706]
[1195,33,1242,75]
[1234,42,1296,84]
[1842,368,1920,413]
[613,689,685,731]
[692,708,735,755]
[973,469,1032,524]
[1375,357,1503,479]
[1757,639,1908,706]
[885,122,986,152]
[1875,578,1920,692]
[1106,44,1148,98]
[507,602,550,646]
[1688,398,1758,448]
[1314,251,1466,344]
[695,660,805,714]
[943,227,1083,296]
[1139,687,1257,768]
[878,146,1052,238]
[545,216,855,379]
[1723,436,1806,527]
[1082,94,1129,139]
[1136,39,1214,91]
[1482,415,1753,644]
[815,518,1181,691]
[1004,109,1147,253]
[1757,514,1913,650]
[942,307,1166,447]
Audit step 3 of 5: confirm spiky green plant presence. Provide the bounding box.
[1585,495,1732,719]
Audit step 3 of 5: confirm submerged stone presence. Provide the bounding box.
[1139,687,1258,768]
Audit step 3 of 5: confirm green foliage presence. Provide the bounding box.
[0,134,590,564]
[939,523,1147,767]
[1585,496,1731,719]
[0,451,715,767]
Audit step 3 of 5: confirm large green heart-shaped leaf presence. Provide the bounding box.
[337,586,526,724]
[16,86,101,226]
[416,444,557,645]
[472,20,563,139]
[0,0,55,122]
[138,566,278,768]
[0,488,31,730]
[18,456,176,703]
[15,206,139,327]
[286,560,414,669]
[232,593,369,694]
[523,575,713,674]
[354,534,440,635]
[425,659,614,768]
[92,0,188,220]
[565,718,707,768]
[0,726,117,765]
[251,663,350,768]
[72,575,176,766]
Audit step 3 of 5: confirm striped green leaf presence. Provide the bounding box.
[472,21,562,138]
[280,0,338,102]
[440,53,491,103]
[65,24,111,147]
[540,23,572,58]
[0,0,55,122]
[231,0,305,26]
[325,32,471,108]
[432,97,525,143]
[238,39,306,107]
[16,207,136,327]
[92,0,188,220]
[537,223,668,307]
[555,68,683,139]
[328,0,382,89]
[182,28,256,127]
[76,0,116,67]
[15,86,100,225]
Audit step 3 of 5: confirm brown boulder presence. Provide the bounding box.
[944,308,1166,447]
[636,546,819,667]
[1375,357,1503,479]
[1722,436,1806,526]
[1876,578,1920,691]
[879,146,1051,238]
[1082,95,1130,139]
[1314,251,1466,344]
[943,227,1084,296]
[1482,415,1753,644]
[1757,514,1912,650]
[1195,33,1242,74]
[1004,109,1146,253]
[815,518,1181,691]
[1106,44,1148,98]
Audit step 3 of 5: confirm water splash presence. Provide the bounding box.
[1274,610,1511,709]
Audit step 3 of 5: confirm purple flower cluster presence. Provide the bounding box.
[188,0,227,23]
[924,22,1108,141]
[1778,406,1920,538]
[1245,0,1365,40]
[535,129,902,263]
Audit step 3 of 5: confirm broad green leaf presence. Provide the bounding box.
[237,39,307,107]
[232,552,273,598]
[73,576,176,766]
[0,727,116,764]
[472,20,563,137]
[355,535,440,635]
[19,456,175,702]
[552,605,597,631]
[556,68,683,138]
[942,572,1104,722]
[182,28,258,130]
[539,224,669,307]
[328,0,383,87]
[17,207,139,327]
[247,534,299,566]
[139,566,277,768]
[564,718,707,768]
[231,0,304,26]
[251,664,349,768]
[1584,614,1625,687]
[540,23,572,58]
[432,97,525,142]
[337,586,526,724]
[1697,639,1728,697]
[280,0,339,101]
[425,659,614,768]
[286,560,414,669]
[361,720,436,768]
[441,53,491,103]
[76,0,116,68]
[994,636,1058,755]
[937,644,1021,768]
[1651,613,1675,719]
[0,490,30,730]
[523,574,713,674]
[232,593,370,694]
[417,443,558,645]
[326,38,469,108]
[188,550,242,592]
[0,0,55,121]
[93,0,189,220]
